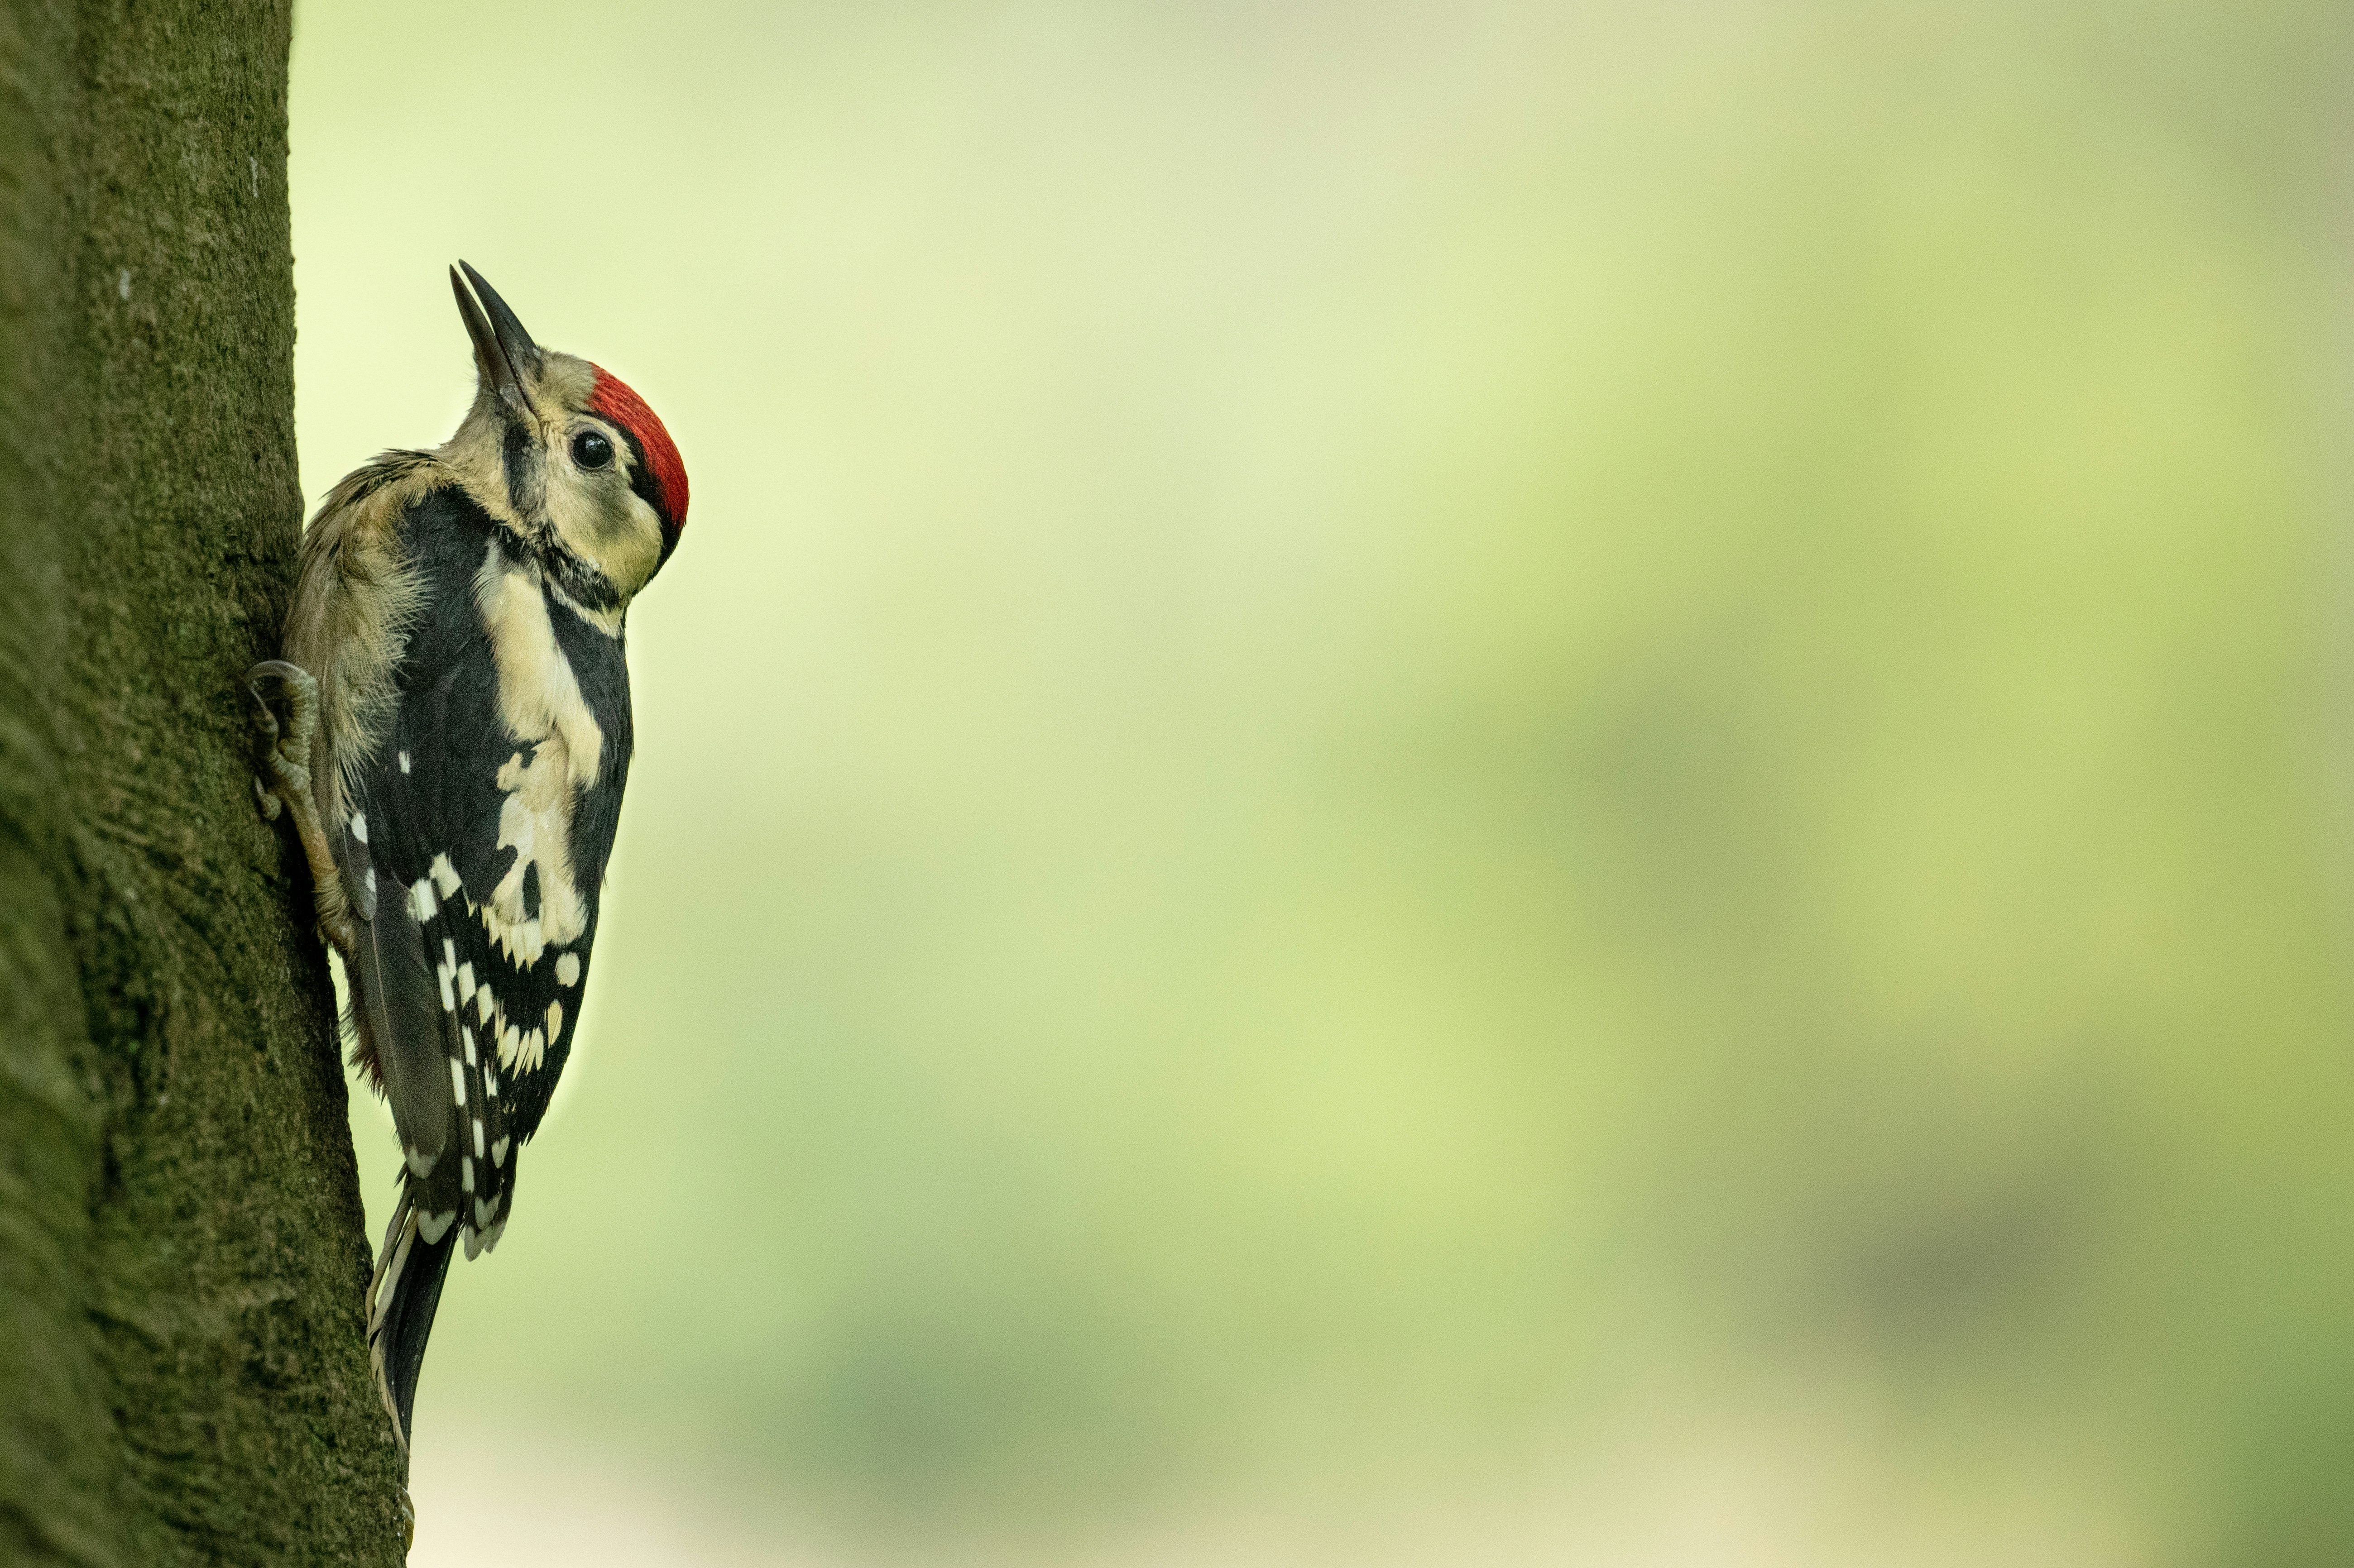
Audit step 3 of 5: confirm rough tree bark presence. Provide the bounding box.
[0,1,406,1562]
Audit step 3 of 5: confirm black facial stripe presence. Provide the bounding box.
[501,419,543,519]
[611,426,655,511]
[611,424,680,565]
[547,537,624,613]
[491,519,535,564]
[498,491,623,614]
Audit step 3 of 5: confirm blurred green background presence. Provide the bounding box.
[291,2,2354,1562]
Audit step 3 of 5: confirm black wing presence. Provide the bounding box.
[342,484,634,1450]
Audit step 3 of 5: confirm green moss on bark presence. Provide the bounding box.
[0,1,405,1561]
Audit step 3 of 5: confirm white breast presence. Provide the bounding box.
[471,540,603,971]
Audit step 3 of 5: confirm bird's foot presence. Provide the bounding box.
[244,660,355,955]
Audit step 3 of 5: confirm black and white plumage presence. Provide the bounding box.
[348,483,635,1444]
[247,263,686,1467]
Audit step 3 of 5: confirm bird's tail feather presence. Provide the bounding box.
[367,1183,457,1462]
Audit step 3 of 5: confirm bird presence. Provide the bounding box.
[245,262,687,1477]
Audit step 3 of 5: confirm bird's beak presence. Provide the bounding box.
[450,261,543,420]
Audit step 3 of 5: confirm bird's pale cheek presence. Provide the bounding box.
[587,491,666,597]
[541,479,661,605]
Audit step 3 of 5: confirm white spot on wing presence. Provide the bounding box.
[457,962,477,1003]
[477,985,495,1025]
[404,1145,434,1178]
[546,999,565,1043]
[436,961,455,1013]
[490,1136,509,1167]
[462,1026,476,1067]
[474,1118,485,1157]
[409,878,437,922]
[461,1156,475,1194]
[417,1208,456,1244]
[398,750,411,774]
[430,852,461,898]
[555,952,581,987]
[449,1057,466,1106]
[350,812,368,844]
[500,1025,546,1075]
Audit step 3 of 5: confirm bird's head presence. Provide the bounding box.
[444,261,688,617]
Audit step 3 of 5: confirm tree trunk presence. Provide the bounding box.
[0,1,405,1562]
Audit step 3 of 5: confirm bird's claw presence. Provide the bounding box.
[241,659,355,955]
[245,660,317,803]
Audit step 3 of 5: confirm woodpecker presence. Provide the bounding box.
[246,263,686,1469]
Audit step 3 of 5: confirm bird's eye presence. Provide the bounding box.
[571,430,614,470]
